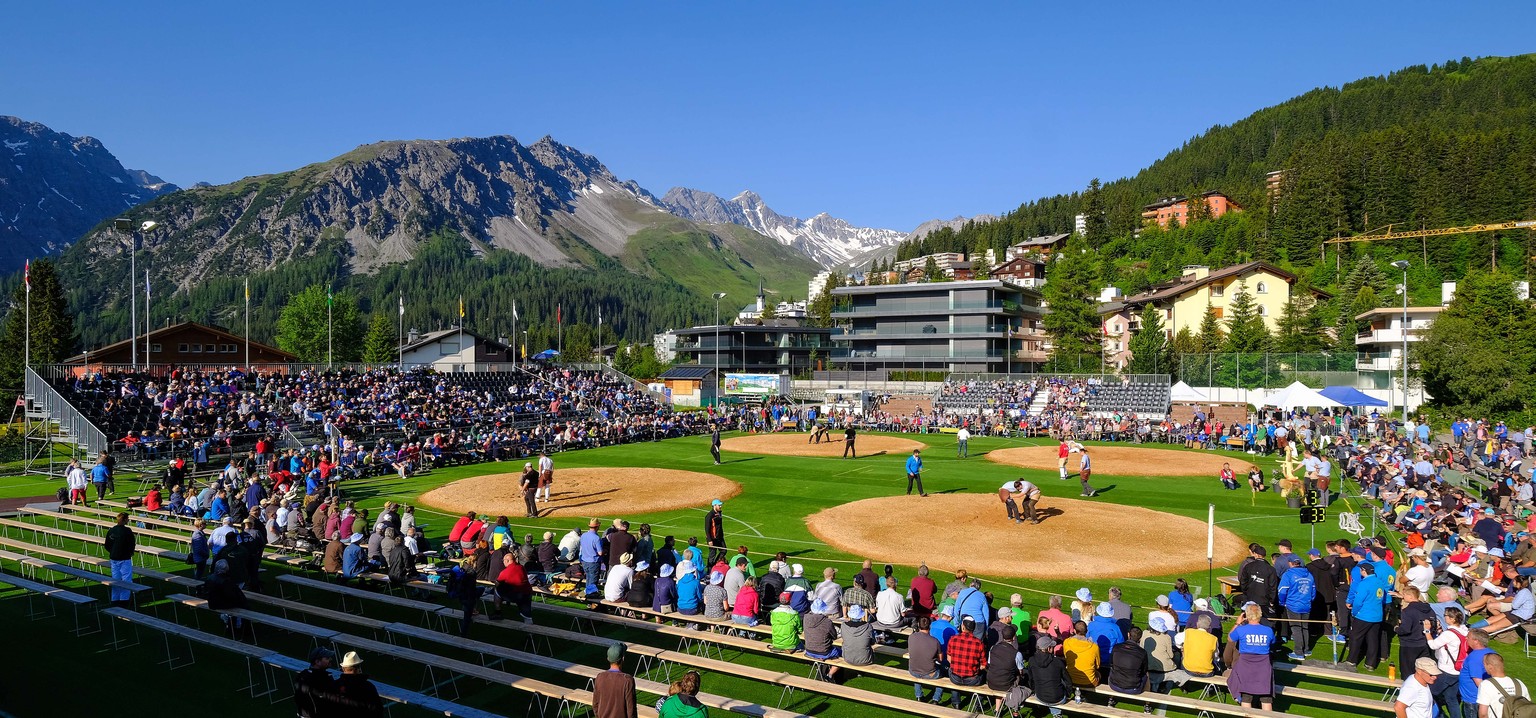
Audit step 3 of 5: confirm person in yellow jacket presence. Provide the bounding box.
[1062,620,1101,687]
[1176,614,1221,677]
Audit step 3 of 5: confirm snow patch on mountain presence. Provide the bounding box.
[660,187,904,267]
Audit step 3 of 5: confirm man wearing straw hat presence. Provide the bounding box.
[334,651,384,716]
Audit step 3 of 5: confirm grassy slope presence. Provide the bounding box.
[3,433,1530,718]
[620,214,821,310]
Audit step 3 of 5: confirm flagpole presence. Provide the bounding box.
[23,260,30,373]
[511,300,518,370]
[558,304,563,357]
[327,286,333,369]
[144,270,151,365]
[398,294,404,370]
[244,278,251,371]
[458,294,465,372]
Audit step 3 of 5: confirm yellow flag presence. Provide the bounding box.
[458,295,465,318]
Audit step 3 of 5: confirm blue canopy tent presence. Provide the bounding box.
[1318,385,1388,408]
[532,349,561,360]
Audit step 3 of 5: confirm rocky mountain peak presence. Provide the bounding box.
[662,187,904,267]
[0,115,177,265]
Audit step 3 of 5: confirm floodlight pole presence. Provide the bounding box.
[1392,260,1411,424]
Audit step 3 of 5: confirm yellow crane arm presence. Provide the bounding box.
[1324,219,1536,245]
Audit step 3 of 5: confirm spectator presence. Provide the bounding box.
[103,512,135,607]
[493,553,533,624]
[658,670,706,718]
[985,623,1024,714]
[652,563,677,615]
[804,599,843,681]
[1345,560,1390,670]
[945,617,987,708]
[1062,621,1100,689]
[702,571,729,622]
[908,615,947,704]
[1107,626,1149,696]
[731,575,760,627]
[1396,586,1437,680]
[675,561,702,616]
[1475,652,1528,718]
[841,604,875,666]
[293,648,337,718]
[333,652,384,718]
[1226,603,1276,711]
[1028,636,1073,716]
[1177,614,1220,678]
[1394,656,1440,718]
[1426,607,1467,718]
[592,642,637,718]
[770,592,801,653]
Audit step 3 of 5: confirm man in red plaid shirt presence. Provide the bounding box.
[945,616,987,708]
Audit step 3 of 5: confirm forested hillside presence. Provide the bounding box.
[896,55,1536,302]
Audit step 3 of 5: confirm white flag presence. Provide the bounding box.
[513,300,518,321]
[398,294,404,317]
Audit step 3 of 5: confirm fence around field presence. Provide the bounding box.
[1176,353,1359,390]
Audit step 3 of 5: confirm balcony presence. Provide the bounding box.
[1355,327,1426,345]
[1356,351,1402,372]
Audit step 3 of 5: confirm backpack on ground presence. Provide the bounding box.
[1492,679,1536,718]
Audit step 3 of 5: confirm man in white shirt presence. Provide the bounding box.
[873,576,909,643]
[956,427,971,459]
[65,460,89,505]
[1394,656,1440,718]
[1476,652,1528,718]
[536,452,554,502]
[209,516,238,552]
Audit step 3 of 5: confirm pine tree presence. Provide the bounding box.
[1223,281,1270,352]
[1273,286,1326,352]
[1418,269,1536,416]
[808,273,844,328]
[922,256,941,282]
[1171,326,1201,382]
[276,284,363,363]
[1126,305,1172,376]
[970,245,992,280]
[1042,238,1102,370]
[1196,303,1225,353]
[360,313,397,363]
[1081,178,1107,242]
[0,259,76,405]
[760,299,778,321]
[1184,191,1213,225]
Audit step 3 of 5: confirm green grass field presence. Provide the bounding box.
[0,431,1529,717]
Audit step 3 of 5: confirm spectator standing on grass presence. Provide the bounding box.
[103,512,135,606]
[1278,553,1317,660]
[957,426,970,459]
[1476,652,1527,718]
[1345,561,1390,670]
[704,499,726,567]
[592,642,638,718]
[1396,586,1437,680]
[90,455,110,501]
[1226,603,1276,711]
[1426,607,1466,718]
[1394,656,1441,718]
[188,518,210,580]
[1460,630,1494,716]
[65,460,87,505]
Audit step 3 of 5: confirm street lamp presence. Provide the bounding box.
[1392,260,1411,424]
[712,292,727,408]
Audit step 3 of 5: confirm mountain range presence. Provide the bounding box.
[660,187,905,267]
[0,116,177,267]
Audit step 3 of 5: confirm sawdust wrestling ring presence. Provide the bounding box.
[720,433,925,458]
[987,445,1255,477]
[419,468,741,519]
[806,493,1249,579]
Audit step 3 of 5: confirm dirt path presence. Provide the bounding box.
[987,445,1254,477]
[806,493,1248,579]
[721,433,924,458]
[419,468,741,520]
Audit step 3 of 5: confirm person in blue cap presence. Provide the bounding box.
[705,498,726,567]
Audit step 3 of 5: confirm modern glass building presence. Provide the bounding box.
[830,280,1046,376]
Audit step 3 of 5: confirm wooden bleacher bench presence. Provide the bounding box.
[279,575,808,718]
[336,631,659,718]
[0,517,188,563]
[169,593,342,644]
[63,503,320,571]
[0,547,151,596]
[382,621,811,718]
[21,506,191,548]
[0,570,100,640]
[0,534,202,592]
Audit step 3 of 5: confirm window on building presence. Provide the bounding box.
[1257,305,1268,317]
[1211,284,1224,297]
[151,344,162,353]
[1212,307,1225,318]
[1256,281,1268,294]
[189,344,201,353]
[178,343,189,352]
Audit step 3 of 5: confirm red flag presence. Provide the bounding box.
[557,304,562,324]
[23,260,29,293]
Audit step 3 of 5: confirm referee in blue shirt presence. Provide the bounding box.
[906,449,927,497]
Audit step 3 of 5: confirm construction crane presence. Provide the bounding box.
[1323,218,1536,269]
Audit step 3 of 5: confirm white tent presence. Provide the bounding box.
[1250,381,1343,409]
[1169,381,1208,402]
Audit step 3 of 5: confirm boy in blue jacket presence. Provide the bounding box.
[1277,556,1317,660]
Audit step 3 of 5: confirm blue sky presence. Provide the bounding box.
[5,2,1533,231]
